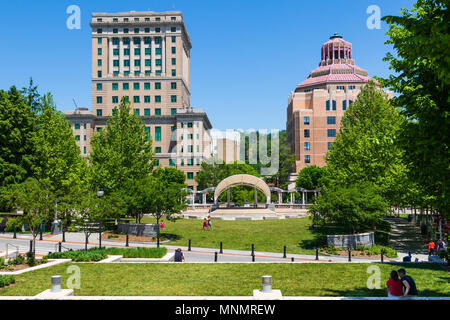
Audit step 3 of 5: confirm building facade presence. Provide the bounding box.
[286,34,382,176]
[65,11,213,190]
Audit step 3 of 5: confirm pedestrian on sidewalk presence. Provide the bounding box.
[160,220,165,230]
[397,268,418,297]
[428,240,435,256]
[437,239,445,253]
[386,270,403,297]
[174,248,185,262]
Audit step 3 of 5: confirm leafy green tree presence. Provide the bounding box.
[146,167,187,247]
[296,165,328,190]
[0,87,36,188]
[326,81,408,205]
[379,0,449,218]
[89,98,153,194]
[2,178,55,256]
[309,182,388,234]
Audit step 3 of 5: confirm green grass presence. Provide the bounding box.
[138,216,392,255]
[0,262,448,297]
[140,216,320,254]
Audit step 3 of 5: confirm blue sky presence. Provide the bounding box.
[0,0,415,130]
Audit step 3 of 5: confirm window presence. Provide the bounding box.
[171,47,176,54]
[113,28,118,34]
[123,83,129,90]
[304,142,310,151]
[187,159,194,166]
[172,69,176,76]
[156,59,162,66]
[303,116,310,125]
[171,58,176,65]
[83,147,86,155]
[145,59,151,66]
[112,109,118,116]
[124,48,130,56]
[155,127,161,141]
[155,27,161,33]
[145,48,151,55]
[74,123,80,130]
[343,100,347,111]
[144,83,150,90]
[155,37,162,44]
[144,37,151,44]
[187,145,193,152]
[305,155,310,163]
[133,37,140,45]
[112,96,119,104]
[144,96,150,103]
[112,83,118,90]
[328,142,333,150]
[326,100,330,111]
[171,17,176,21]
[113,49,119,56]
[171,36,176,43]
[96,83,102,91]
[97,59,102,67]
[145,28,150,33]
[96,109,102,117]
[97,28,102,34]
[187,172,194,180]
[98,48,102,55]
[124,28,129,34]
[349,100,353,106]
[134,60,140,67]
[171,82,177,89]
[188,122,193,128]
[327,116,336,125]
[155,147,161,153]
[171,95,177,103]
[327,129,336,137]
[171,27,176,32]
[134,28,139,34]
[144,108,150,116]
[332,100,336,111]
[113,38,119,45]
[155,108,161,116]
[124,18,129,22]
[124,60,130,67]
[97,127,102,132]
[133,96,140,103]
[171,108,176,115]
[155,82,161,90]
[123,38,130,45]
[97,97,103,104]
[169,159,175,166]
[134,71,140,76]
[97,38,102,44]
[134,48,141,55]
[133,83,140,90]
[97,71,102,78]
[304,129,310,138]
[122,96,129,103]
[113,60,119,67]
[84,135,87,141]
[155,17,160,21]
[155,96,161,103]
[134,109,140,116]
[144,127,151,140]
[155,48,161,55]
[188,134,193,140]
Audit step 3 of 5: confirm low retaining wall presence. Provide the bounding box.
[117,223,158,237]
[327,232,375,249]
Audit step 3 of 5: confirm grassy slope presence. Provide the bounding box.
[0,262,447,297]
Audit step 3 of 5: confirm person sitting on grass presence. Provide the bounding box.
[397,268,418,297]
[386,270,403,297]
[174,248,185,262]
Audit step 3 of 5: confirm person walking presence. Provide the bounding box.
[428,240,436,256]
[207,215,213,231]
[437,239,445,253]
[160,219,165,230]
[202,218,208,231]
[386,270,403,297]
[174,248,185,262]
[397,268,418,297]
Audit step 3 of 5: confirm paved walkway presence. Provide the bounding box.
[0,231,432,263]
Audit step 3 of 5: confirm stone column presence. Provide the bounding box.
[202,193,206,205]
[119,37,124,75]
[290,192,293,204]
[254,186,257,208]
[139,37,145,76]
[227,188,230,208]
[278,192,282,204]
[302,191,306,206]
[161,36,166,76]
[151,37,156,76]
[108,37,113,76]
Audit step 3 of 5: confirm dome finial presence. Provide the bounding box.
[330,32,342,39]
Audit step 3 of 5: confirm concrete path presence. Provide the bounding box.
[0,232,431,264]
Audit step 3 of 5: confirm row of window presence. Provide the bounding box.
[97,27,178,34]
[97,82,177,91]
[303,141,334,151]
[96,95,177,104]
[106,47,176,56]
[326,99,353,111]
[96,17,178,23]
[98,36,176,45]
[303,143,334,163]
[303,116,336,125]
[97,69,177,77]
[303,129,336,138]
[96,107,177,117]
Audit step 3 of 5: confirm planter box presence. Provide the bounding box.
[327,232,375,249]
[117,222,158,237]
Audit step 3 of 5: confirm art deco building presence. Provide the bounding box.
[65,11,213,190]
[286,33,383,176]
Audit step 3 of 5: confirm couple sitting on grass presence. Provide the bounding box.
[386,268,418,297]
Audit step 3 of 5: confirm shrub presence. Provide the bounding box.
[25,251,36,267]
[0,275,15,288]
[437,250,448,261]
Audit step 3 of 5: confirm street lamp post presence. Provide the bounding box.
[97,188,104,249]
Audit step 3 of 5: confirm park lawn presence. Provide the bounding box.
[0,262,448,297]
[139,216,322,255]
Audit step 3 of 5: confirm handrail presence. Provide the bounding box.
[5,243,20,259]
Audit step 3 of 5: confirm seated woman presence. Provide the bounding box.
[386,270,403,297]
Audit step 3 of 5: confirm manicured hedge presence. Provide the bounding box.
[46,247,167,261]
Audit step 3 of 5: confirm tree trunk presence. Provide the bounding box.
[156,217,160,248]
[85,233,89,250]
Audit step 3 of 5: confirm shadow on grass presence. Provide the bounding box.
[161,233,181,242]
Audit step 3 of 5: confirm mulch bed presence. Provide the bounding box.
[101,232,168,243]
[321,250,387,260]
[0,262,48,273]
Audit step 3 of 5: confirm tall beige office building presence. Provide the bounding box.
[286,34,386,176]
[65,11,213,190]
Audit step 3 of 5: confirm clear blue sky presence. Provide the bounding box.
[0,0,414,130]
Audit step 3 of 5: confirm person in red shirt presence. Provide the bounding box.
[428,240,435,256]
[386,270,403,297]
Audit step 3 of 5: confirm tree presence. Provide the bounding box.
[89,98,153,195]
[0,86,36,188]
[379,0,450,218]
[309,182,388,234]
[296,165,328,190]
[326,81,408,206]
[146,167,187,247]
[2,178,55,256]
